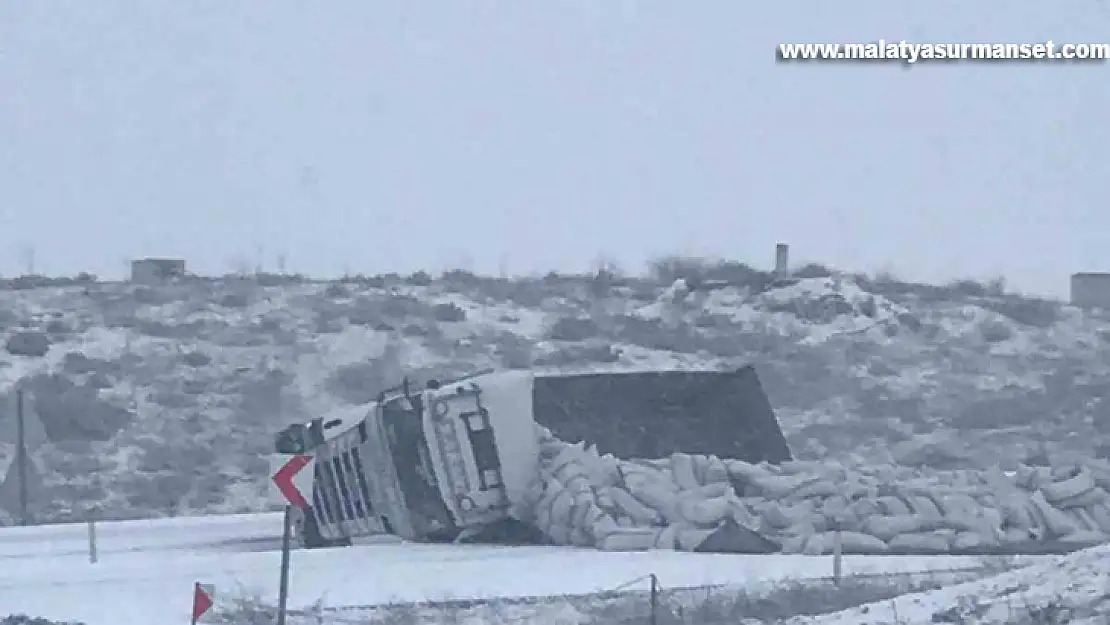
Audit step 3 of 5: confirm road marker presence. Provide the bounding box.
[191,582,214,624]
[271,454,315,508]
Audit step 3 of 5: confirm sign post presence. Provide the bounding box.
[277,505,293,625]
[271,454,315,625]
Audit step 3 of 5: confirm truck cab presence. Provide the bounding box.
[273,369,540,547]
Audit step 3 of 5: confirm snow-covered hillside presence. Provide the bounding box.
[0,263,1107,523]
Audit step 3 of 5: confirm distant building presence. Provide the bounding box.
[774,243,790,278]
[1070,272,1110,309]
[130,258,186,284]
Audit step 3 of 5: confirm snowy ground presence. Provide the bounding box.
[796,544,1110,625]
[0,512,1006,625]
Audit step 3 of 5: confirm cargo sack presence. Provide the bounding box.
[876,496,911,516]
[847,498,882,521]
[863,514,934,542]
[1056,530,1107,548]
[758,500,815,530]
[1064,507,1100,533]
[1087,502,1110,532]
[654,523,680,550]
[599,527,660,551]
[780,534,806,554]
[887,531,952,553]
[953,531,986,551]
[683,482,733,500]
[934,492,980,518]
[671,453,701,491]
[787,479,840,502]
[751,474,822,499]
[778,460,827,475]
[801,532,833,555]
[550,487,577,529]
[804,531,871,555]
[604,486,661,526]
[1054,487,1108,510]
[553,458,591,486]
[904,495,942,519]
[546,521,572,546]
[1082,459,1110,491]
[1029,491,1078,537]
[1041,468,1095,504]
[729,498,759,528]
[546,442,586,476]
[589,512,620,541]
[725,459,771,484]
[997,494,1035,530]
[691,454,713,485]
[703,455,730,485]
[820,495,850,518]
[629,481,684,525]
[836,531,889,554]
[678,495,732,527]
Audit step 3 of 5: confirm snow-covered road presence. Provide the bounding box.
[0,513,1009,625]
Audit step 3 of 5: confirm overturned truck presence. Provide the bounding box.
[273,367,1110,555]
[272,366,789,552]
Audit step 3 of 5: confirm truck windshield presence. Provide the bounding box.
[380,397,456,539]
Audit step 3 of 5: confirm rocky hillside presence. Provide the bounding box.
[0,261,1107,523]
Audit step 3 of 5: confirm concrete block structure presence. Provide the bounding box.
[1070,272,1110,309]
[774,243,790,278]
[130,258,186,284]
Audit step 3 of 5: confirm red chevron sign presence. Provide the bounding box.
[191,582,214,623]
[271,454,315,508]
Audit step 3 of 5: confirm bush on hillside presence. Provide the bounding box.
[547,315,601,341]
[983,296,1061,328]
[0,616,86,625]
[648,256,774,292]
[406,270,433,286]
[22,373,134,441]
[252,272,305,287]
[4,331,50,357]
[0,274,96,290]
[792,262,836,279]
[432,302,467,322]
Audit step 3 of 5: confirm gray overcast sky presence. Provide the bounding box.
[1,2,1108,296]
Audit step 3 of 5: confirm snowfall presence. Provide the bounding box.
[1,262,1109,623]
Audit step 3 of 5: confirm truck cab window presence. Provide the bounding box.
[274,423,310,454]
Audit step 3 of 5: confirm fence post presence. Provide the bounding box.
[15,388,28,526]
[649,574,658,625]
[87,516,98,564]
[832,523,843,585]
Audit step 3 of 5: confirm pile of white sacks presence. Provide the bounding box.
[517,426,1110,554]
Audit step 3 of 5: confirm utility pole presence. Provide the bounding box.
[15,388,28,525]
